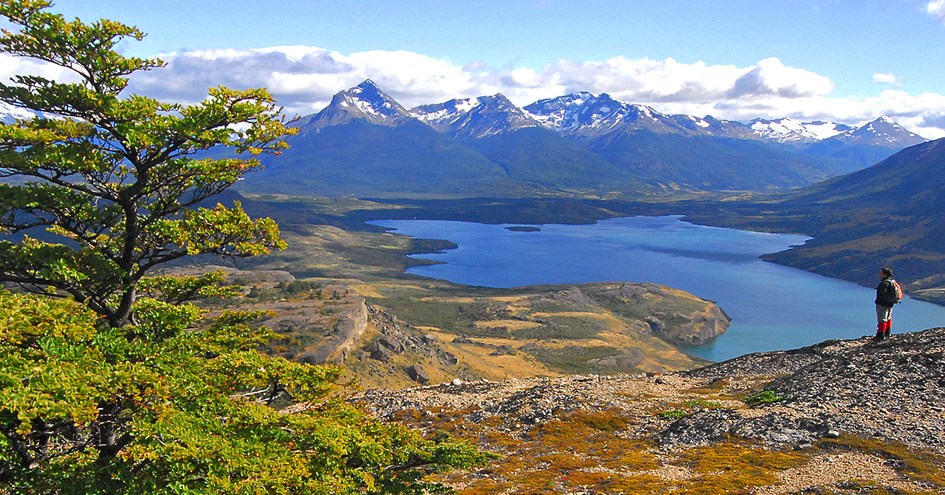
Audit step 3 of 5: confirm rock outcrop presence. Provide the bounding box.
[692,328,945,451]
[356,328,945,452]
[298,296,369,364]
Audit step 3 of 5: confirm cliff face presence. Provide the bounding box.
[579,282,730,345]
[298,296,368,364]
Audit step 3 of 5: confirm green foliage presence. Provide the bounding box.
[0,0,291,327]
[659,409,688,420]
[658,399,722,421]
[0,3,491,493]
[0,290,490,494]
[138,270,243,303]
[743,390,784,407]
[684,398,723,409]
[245,280,325,301]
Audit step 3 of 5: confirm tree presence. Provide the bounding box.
[0,287,491,494]
[0,0,288,328]
[0,2,492,492]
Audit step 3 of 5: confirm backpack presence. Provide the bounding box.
[891,279,903,304]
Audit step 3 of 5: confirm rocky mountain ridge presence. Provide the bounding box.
[412,93,543,139]
[294,81,412,134]
[9,80,925,196]
[1,80,922,153]
[354,327,945,493]
[358,327,945,451]
[239,80,923,196]
[748,117,853,144]
[305,80,925,152]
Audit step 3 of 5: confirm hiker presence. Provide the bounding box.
[874,266,901,340]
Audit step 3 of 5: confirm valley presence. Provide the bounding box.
[202,155,945,388]
[197,200,726,389]
[4,3,945,493]
[225,78,945,307]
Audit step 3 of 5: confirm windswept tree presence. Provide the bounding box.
[0,0,289,328]
[0,2,491,493]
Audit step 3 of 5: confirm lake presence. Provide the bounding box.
[371,216,945,362]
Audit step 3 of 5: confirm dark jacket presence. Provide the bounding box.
[875,277,897,308]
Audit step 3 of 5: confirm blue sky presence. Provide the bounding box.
[8,1,945,136]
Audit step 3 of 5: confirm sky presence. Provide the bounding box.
[4,0,945,137]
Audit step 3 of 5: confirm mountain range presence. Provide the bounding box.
[0,82,927,198]
[241,80,926,197]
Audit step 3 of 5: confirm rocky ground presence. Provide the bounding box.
[353,328,945,494]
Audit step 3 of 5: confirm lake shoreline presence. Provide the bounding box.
[349,197,945,306]
[370,216,945,361]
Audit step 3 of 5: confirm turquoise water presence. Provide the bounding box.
[371,216,945,361]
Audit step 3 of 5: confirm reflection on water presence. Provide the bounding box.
[372,216,945,361]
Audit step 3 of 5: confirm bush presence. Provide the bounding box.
[743,390,784,406]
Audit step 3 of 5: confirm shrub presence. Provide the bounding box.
[744,390,783,406]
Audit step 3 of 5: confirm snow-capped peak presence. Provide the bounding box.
[297,79,413,133]
[410,97,484,131]
[413,93,541,139]
[839,115,926,147]
[337,80,408,120]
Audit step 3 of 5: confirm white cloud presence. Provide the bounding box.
[729,57,834,98]
[124,48,845,118]
[536,57,741,103]
[0,53,78,85]
[5,46,945,138]
[872,72,904,86]
[926,0,945,23]
[126,46,494,114]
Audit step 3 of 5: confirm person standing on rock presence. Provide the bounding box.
[874,266,899,340]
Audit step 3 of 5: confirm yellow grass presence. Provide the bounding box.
[418,296,482,303]
[415,325,442,332]
[474,319,542,330]
[440,340,558,379]
[532,311,608,319]
[349,284,385,298]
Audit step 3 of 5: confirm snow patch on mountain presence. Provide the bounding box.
[749,118,851,144]
[410,97,484,132]
[413,94,542,139]
[296,79,414,133]
[836,115,926,147]
[300,81,928,152]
